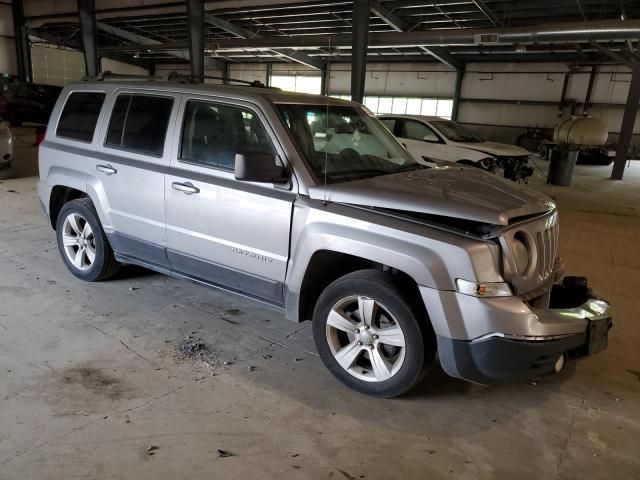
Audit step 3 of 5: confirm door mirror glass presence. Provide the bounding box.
[234,152,288,184]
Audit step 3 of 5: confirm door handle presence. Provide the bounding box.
[172,181,200,195]
[96,164,117,175]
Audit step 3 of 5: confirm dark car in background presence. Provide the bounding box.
[0,83,62,127]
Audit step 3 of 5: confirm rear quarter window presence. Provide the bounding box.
[56,92,106,143]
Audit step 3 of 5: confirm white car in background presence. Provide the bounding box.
[379,114,534,182]
[0,119,13,179]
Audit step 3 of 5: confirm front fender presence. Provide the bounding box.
[286,198,503,295]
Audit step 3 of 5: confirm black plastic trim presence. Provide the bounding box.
[437,333,587,384]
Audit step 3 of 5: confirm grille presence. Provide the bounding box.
[501,210,560,295]
[535,221,560,280]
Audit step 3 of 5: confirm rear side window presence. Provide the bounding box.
[56,92,105,142]
[105,94,174,156]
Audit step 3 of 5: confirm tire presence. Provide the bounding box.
[55,198,120,281]
[0,164,11,180]
[312,270,435,398]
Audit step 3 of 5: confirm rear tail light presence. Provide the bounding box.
[35,127,46,146]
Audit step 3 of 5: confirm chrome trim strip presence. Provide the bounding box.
[471,332,578,343]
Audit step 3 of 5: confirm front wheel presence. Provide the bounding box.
[55,198,120,281]
[312,270,435,397]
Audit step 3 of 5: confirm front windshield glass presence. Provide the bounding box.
[276,103,422,183]
[431,120,484,143]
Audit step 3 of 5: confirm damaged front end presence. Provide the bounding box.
[412,208,613,384]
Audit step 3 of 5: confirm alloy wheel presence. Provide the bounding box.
[61,212,96,271]
[325,295,407,382]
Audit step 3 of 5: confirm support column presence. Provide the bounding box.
[186,0,204,82]
[583,65,597,115]
[321,62,330,96]
[612,63,640,180]
[12,0,32,82]
[77,0,98,78]
[451,69,464,122]
[351,0,369,103]
[266,63,272,87]
[222,62,230,85]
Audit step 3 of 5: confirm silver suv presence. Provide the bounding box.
[38,79,612,397]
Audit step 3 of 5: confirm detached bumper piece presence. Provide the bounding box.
[438,277,613,384]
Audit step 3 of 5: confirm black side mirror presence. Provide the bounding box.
[234,152,288,184]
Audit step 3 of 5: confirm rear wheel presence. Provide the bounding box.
[312,270,435,397]
[55,198,120,281]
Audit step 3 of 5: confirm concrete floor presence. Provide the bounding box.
[1,128,639,479]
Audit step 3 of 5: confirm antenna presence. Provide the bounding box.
[322,35,331,206]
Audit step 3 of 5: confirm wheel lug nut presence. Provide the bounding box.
[373,334,378,339]
[357,341,363,346]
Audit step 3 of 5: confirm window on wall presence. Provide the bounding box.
[333,95,453,119]
[271,75,322,95]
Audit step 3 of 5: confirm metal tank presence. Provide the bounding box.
[553,117,608,147]
[548,117,609,186]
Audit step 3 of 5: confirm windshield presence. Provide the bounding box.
[277,103,422,183]
[431,120,484,143]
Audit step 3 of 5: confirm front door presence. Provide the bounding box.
[164,96,296,305]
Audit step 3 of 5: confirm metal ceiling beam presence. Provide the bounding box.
[590,41,634,66]
[369,0,463,70]
[471,0,503,27]
[369,0,408,31]
[95,21,222,69]
[204,13,323,69]
[27,29,151,70]
[200,19,640,49]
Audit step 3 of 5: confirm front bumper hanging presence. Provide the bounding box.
[437,277,613,384]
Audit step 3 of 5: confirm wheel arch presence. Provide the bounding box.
[49,185,88,230]
[286,249,430,328]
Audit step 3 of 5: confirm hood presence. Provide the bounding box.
[308,167,554,226]
[451,141,530,157]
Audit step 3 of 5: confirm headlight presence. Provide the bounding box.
[456,279,512,297]
[511,234,530,275]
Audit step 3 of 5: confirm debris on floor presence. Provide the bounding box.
[146,445,158,456]
[175,339,221,369]
[217,448,234,458]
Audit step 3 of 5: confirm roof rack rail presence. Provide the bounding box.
[82,71,281,89]
[170,72,280,89]
[83,71,163,82]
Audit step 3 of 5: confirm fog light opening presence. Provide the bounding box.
[554,354,566,373]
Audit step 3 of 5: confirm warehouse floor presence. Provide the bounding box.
[1,129,639,479]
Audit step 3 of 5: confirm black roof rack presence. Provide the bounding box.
[83,71,280,90]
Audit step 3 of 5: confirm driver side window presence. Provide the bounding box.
[400,120,440,143]
[179,100,275,170]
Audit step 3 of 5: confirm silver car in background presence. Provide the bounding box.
[37,80,612,397]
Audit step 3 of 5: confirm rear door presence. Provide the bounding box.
[164,95,296,305]
[89,89,180,268]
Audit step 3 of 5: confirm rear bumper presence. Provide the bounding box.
[434,278,613,384]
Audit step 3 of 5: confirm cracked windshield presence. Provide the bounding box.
[277,104,423,183]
